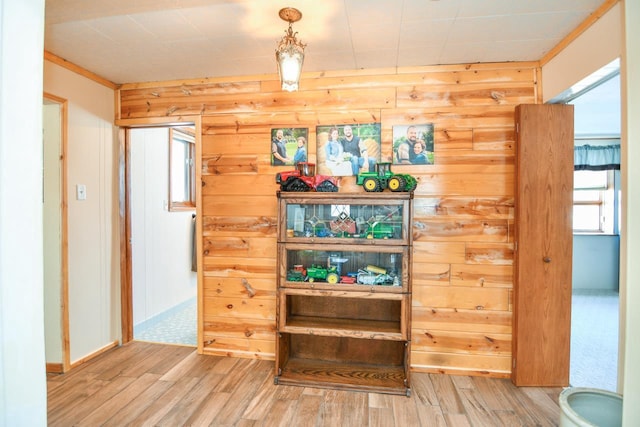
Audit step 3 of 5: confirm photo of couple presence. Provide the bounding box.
[270,128,309,166]
[392,124,434,165]
[315,123,381,177]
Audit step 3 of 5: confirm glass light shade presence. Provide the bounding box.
[275,15,306,92]
[277,47,304,92]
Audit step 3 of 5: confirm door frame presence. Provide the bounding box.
[116,116,203,351]
[43,92,71,373]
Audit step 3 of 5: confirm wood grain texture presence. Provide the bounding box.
[512,104,574,386]
[119,62,540,376]
[47,342,563,426]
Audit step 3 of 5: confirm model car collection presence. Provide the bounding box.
[286,258,399,287]
[276,161,417,193]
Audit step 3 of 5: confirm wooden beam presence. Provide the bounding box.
[44,50,119,90]
[540,0,620,67]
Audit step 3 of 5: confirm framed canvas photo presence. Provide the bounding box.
[315,123,381,176]
[271,128,309,166]
[392,124,434,165]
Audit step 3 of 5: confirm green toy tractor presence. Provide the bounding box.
[305,265,340,284]
[356,162,417,192]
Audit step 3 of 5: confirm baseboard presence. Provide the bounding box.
[410,365,511,379]
[70,340,120,369]
[46,362,64,374]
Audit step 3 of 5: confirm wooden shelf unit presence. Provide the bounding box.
[275,192,413,396]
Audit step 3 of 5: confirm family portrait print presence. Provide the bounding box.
[392,124,435,165]
[315,123,381,176]
[271,128,309,166]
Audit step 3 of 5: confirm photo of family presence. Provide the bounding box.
[315,123,381,176]
[270,128,309,166]
[392,124,434,165]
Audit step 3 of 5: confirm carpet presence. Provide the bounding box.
[570,289,619,392]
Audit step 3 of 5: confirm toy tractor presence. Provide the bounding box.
[276,162,339,192]
[305,265,340,284]
[356,162,417,192]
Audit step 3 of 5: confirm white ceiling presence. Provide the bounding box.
[44,0,606,85]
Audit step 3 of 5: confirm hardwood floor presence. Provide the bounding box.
[47,341,563,426]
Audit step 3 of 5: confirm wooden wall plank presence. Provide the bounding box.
[201,215,277,237]
[412,307,511,334]
[396,84,534,108]
[202,175,281,196]
[435,129,473,150]
[413,197,514,220]
[412,330,511,356]
[450,264,513,288]
[413,242,467,265]
[412,219,509,242]
[203,296,275,320]
[202,236,276,259]
[119,62,539,376]
[412,263,451,287]
[411,352,511,377]
[465,243,514,265]
[201,195,276,217]
[203,277,275,300]
[202,316,275,337]
[413,286,510,311]
[121,88,394,118]
[201,336,275,358]
[202,256,276,278]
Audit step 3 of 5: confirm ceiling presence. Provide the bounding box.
[44,0,607,85]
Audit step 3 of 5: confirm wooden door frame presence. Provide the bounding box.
[43,92,71,373]
[116,116,203,348]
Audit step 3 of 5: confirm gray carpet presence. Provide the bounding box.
[570,289,619,392]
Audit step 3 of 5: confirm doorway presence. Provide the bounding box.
[119,118,202,349]
[43,93,70,373]
[559,60,621,392]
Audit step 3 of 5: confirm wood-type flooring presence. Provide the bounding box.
[47,341,563,426]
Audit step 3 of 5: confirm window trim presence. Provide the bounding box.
[168,127,196,212]
[572,169,614,234]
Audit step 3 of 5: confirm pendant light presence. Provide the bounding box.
[275,7,306,92]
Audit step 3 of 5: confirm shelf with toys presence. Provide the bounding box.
[275,191,413,396]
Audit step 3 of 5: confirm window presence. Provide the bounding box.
[169,127,195,211]
[573,170,614,234]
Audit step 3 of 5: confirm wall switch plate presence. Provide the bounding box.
[76,184,87,200]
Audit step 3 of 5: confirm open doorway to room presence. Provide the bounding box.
[43,93,71,373]
[126,125,198,347]
[553,59,621,392]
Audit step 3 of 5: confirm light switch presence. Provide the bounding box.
[76,184,87,200]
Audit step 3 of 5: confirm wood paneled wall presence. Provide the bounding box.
[117,62,541,378]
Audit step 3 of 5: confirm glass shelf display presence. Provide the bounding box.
[282,246,407,290]
[275,192,413,396]
[278,192,412,244]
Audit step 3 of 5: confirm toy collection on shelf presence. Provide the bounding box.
[287,203,403,240]
[276,162,417,193]
[275,159,414,288]
[286,255,400,287]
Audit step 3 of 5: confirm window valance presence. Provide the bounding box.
[574,144,620,171]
